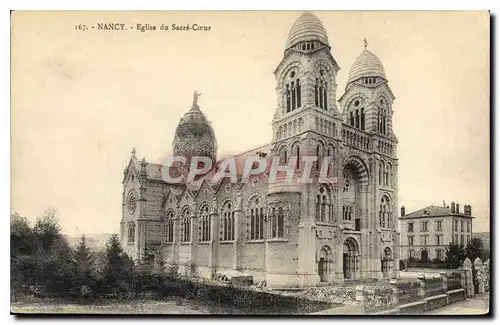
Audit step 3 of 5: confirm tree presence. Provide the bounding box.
[11,213,34,257]
[72,235,95,297]
[465,237,489,262]
[444,243,467,269]
[11,213,36,299]
[101,234,135,298]
[31,208,73,297]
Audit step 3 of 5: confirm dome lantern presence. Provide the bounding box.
[285,12,329,52]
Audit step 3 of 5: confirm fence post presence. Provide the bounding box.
[474,257,485,294]
[440,271,450,305]
[417,274,426,299]
[463,258,473,298]
[390,279,399,314]
[484,259,490,292]
[356,285,365,313]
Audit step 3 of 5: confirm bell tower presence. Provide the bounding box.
[271,12,344,176]
[339,39,396,140]
[267,12,345,287]
[272,12,343,144]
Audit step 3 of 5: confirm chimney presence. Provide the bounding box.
[464,204,472,216]
[451,201,455,213]
[456,203,460,214]
[401,206,406,217]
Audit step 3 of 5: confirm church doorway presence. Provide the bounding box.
[318,246,332,282]
[343,238,358,280]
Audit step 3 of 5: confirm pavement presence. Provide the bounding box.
[424,294,490,315]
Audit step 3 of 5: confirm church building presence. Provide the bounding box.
[120,12,400,287]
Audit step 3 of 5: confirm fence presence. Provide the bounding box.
[447,272,462,291]
[397,281,421,305]
[358,272,466,315]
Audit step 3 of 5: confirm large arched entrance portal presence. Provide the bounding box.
[343,238,359,280]
[318,245,332,282]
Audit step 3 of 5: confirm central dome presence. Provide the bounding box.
[285,12,329,51]
[172,94,217,162]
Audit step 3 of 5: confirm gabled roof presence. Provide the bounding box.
[128,143,273,189]
[400,205,474,219]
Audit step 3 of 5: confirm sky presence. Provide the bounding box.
[11,11,490,235]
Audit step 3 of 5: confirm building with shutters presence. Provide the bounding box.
[399,202,474,263]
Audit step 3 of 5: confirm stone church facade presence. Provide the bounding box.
[120,12,400,287]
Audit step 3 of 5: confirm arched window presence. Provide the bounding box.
[350,112,354,126]
[165,210,174,243]
[284,72,301,112]
[341,168,356,222]
[379,196,392,228]
[387,164,392,186]
[180,207,191,242]
[361,108,365,130]
[379,105,387,135]
[379,162,384,186]
[221,202,235,241]
[279,147,288,165]
[316,184,333,223]
[248,196,265,240]
[315,195,321,221]
[315,77,328,110]
[316,142,324,171]
[285,84,291,113]
[269,206,285,238]
[200,205,210,242]
[355,110,360,129]
[127,222,135,243]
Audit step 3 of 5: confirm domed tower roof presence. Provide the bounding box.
[347,45,387,85]
[172,91,218,162]
[285,12,329,51]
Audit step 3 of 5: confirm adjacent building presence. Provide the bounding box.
[399,202,474,262]
[120,12,400,288]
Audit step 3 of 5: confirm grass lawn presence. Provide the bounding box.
[11,297,223,315]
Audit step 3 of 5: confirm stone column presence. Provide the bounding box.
[136,220,146,261]
[233,192,243,270]
[334,228,345,283]
[173,206,180,268]
[393,231,401,279]
[296,182,320,286]
[119,221,125,246]
[209,198,219,279]
[359,185,368,279]
[190,209,197,273]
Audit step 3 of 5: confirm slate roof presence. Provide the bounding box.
[132,143,273,187]
[400,205,474,219]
